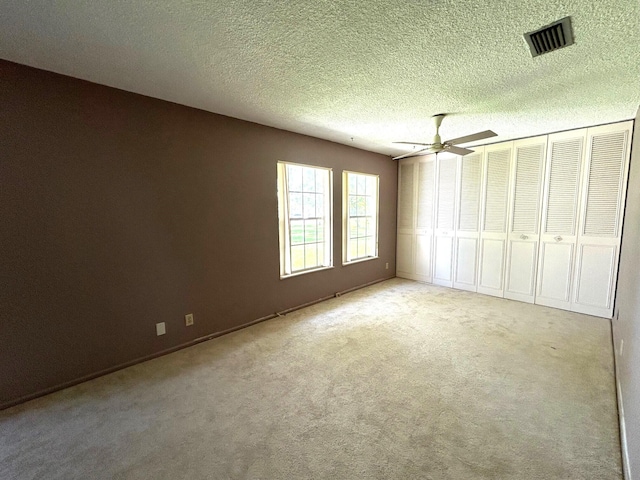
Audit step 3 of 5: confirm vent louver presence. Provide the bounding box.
[524,17,574,57]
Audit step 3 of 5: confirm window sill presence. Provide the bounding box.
[342,256,378,266]
[280,265,334,280]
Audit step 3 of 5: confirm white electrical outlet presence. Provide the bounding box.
[385,262,389,270]
[156,322,166,336]
[185,313,194,326]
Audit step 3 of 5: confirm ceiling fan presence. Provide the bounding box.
[392,114,497,160]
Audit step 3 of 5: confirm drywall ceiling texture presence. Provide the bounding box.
[1,0,639,155]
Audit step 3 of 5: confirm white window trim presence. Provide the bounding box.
[277,161,333,278]
[342,170,379,265]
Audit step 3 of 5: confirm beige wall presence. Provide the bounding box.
[614,106,640,479]
[0,60,397,408]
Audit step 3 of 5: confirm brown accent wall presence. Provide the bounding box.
[614,107,640,479]
[0,60,397,407]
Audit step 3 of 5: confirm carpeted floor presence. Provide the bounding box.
[0,278,622,479]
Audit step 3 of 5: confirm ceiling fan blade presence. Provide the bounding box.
[446,145,475,156]
[392,146,432,161]
[393,141,434,146]
[446,130,497,145]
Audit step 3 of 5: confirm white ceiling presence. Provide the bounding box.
[1,0,639,156]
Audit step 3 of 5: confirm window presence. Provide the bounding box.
[343,171,379,263]
[277,162,332,277]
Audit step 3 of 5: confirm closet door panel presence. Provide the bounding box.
[434,236,454,282]
[535,130,586,310]
[455,238,478,287]
[504,137,546,303]
[574,244,616,309]
[572,122,632,317]
[538,242,574,304]
[415,234,433,278]
[479,239,506,290]
[454,151,482,292]
[433,155,457,287]
[396,161,416,278]
[505,240,538,297]
[397,162,415,232]
[414,158,436,282]
[396,233,415,276]
[477,144,512,297]
[416,159,436,231]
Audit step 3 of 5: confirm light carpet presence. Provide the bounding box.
[0,278,622,479]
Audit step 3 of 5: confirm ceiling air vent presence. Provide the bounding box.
[524,16,574,57]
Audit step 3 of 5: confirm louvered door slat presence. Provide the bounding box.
[583,132,627,237]
[483,149,510,233]
[545,138,582,235]
[512,144,544,233]
[417,161,435,229]
[458,154,482,232]
[398,163,415,229]
[437,158,456,230]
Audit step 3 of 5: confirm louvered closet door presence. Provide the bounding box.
[535,129,586,310]
[414,156,437,282]
[571,121,632,317]
[504,137,546,303]
[396,159,417,277]
[433,154,458,287]
[453,149,483,292]
[477,143,512,297]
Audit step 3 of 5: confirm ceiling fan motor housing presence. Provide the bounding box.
[432,114,445,146]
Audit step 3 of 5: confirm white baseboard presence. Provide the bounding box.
[613,320,632,480]
[617,379,632,479]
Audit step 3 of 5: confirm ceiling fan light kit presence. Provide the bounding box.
[392,113,497,161]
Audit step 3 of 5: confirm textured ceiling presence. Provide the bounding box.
[1,0,639,156]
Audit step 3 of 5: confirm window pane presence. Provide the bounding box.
[289,192,302,218]
[366,217,373,237]
[349,218,358,239]
[348,173,357,194]
[303,168,316,192]
[367,237,376,256]
[315,193,324,218]
[316,219,324,242]
[304,219,317,243]
[367,176,377,195]
[279,162,332,276]
[288,165,303,192]
[290,220,304,245]
[349,238,358,260]
[305,244,318,267]
[366,196,375,216]
[349,195,358,217]
[356,175,366,195]
[358,238,367,257]
[342,172,377,264]
[357,195,366,216]
[291,245,305,271]
[358,217,367,237]
[303,193,316,218]
[316,170,325,193]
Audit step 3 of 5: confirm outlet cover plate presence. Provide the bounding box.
[156,322,166,336]
[185,313,194,326]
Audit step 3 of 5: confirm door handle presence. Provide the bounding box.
[520,234,528,240]
[554,236,563,242]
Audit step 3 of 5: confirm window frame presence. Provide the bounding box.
[342,170,380,265]
[277,161,333,278]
